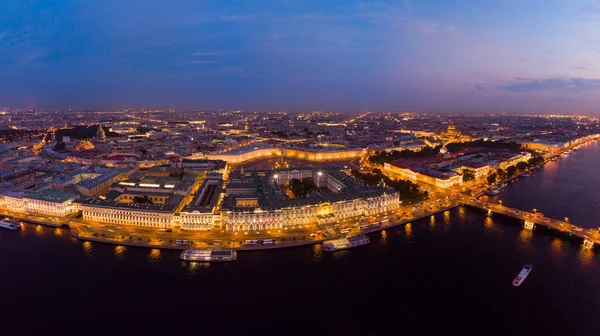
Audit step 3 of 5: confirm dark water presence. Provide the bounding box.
[495,139,600,228]
[3,144,600,335]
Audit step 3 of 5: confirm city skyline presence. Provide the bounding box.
[1,0,599,113]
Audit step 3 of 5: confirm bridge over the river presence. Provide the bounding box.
[463,199,600,249]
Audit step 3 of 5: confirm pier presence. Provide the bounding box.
[464,199,599,249]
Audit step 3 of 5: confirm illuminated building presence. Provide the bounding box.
[0,189,78,217]
[197,146,366,165]
[179,174,224,230]
[220,169,401,231]
[79,172,194,227]
[384,149,531,187]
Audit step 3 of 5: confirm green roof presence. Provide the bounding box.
[24,189,78,203]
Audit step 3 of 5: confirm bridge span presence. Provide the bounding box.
[462,199,600,249]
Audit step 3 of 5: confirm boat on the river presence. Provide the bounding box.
[180,249,237,262]
[0,218,21,231]
[513,264,532,287]
[322,234,370,251]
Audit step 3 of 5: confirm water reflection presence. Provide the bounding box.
[82,241,93,255]
[114,245,126,258]
[35,225,43,236]
[429,215,435,229]
[458,207,466,222]
[577,248,594,267]
[312,243,323,262]
[379,230,388,245]
[484,216,494,229]
[550,238,563,258]
[332,250,349,260]
[405,223,412,239]
[518,228,532,243]
[443,211,451,226]
[54,227,64,237]
[148,249,161,263]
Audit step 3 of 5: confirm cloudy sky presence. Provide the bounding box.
[1,0,599,113]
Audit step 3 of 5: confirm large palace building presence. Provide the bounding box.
[179,173,224,230]
[79,169,196,228]
[74,166,400,231]
[219,168,401,232]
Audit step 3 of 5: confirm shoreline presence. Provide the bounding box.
[67,204,460,252]
[8,137,596,254]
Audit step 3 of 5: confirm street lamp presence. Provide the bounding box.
[499,200,502,206]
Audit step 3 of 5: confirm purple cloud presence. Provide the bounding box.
[583,2,600,14]
[498,77,600,92]
[473,84,488,92]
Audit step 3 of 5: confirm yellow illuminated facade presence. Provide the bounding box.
[221,193,400,232]
[80,204,173,228]
[198,148,366,165]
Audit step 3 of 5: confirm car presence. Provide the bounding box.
[213,242,220,246]
[107,229,115,232]
[310,233,316,237]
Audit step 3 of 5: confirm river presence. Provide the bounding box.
[2,143,600,335]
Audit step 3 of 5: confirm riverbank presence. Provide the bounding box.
[474,138,596,198]
[66,204,460,252]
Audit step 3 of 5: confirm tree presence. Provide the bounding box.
[288,178,317,198]
[516,161,528,171]
[506,165,517,177]
[528,156,544,167]
[462,169,475,181]
[487,173,497,184]
[367,146,442,165]
[496,168,506,180]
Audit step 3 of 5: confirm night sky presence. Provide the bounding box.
[1,0,599,113]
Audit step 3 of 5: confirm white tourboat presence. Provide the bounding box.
[322,234,370,252]
[0,218,21,231]
[513,264,532,287]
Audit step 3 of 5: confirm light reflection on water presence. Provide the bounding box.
[312,243,323,262]
[405,223,412,239]
[429,215,435,229]
[114,245,126,258]
[443,211,451,227]
[577,248,594,267]
[379,230,387,245]
[458,206,466,222]
[550,238,563,259]
[332,249,349,260]
[148,249,161,263]
[518,228,533,243]
[82,241,93,255]
[187,261,210,274]
[35,225,43,236]
[484,216,494,229]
